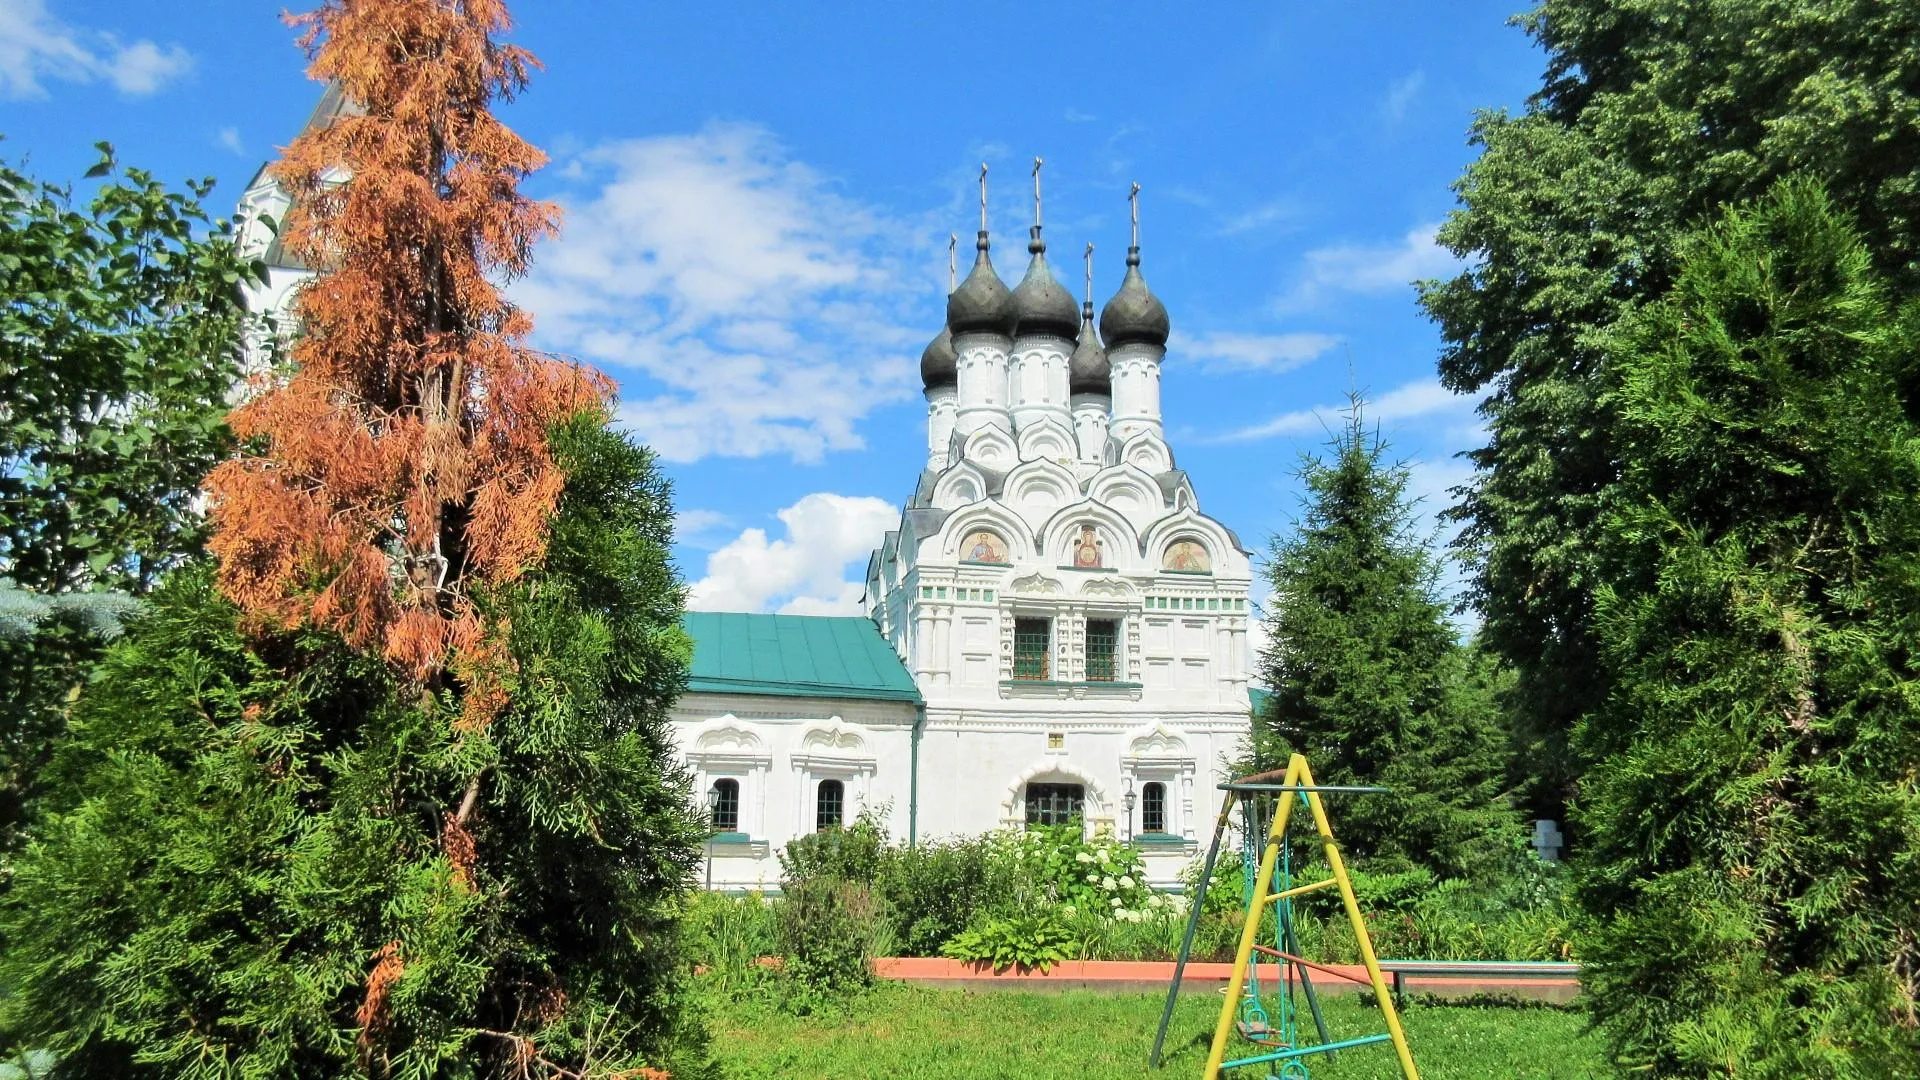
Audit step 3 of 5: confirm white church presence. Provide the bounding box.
[236,97,1255,889]
[672,171,1255,888]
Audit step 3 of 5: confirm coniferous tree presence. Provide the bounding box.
[1577,179,1920,1077]
[1256,401,1512,877]
[0,1,708,1074]
[1420,0,1920,821]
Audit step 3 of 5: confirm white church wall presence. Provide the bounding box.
[672,694,919,892]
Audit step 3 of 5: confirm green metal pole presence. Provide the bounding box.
[1148,794,1235,1069]
[908,704,924,849]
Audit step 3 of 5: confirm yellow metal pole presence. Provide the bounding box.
[1297,760,1421,1080]
[1202,756,1303,1079]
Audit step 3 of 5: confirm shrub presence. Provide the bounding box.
[775,878,882,1013]
[779,809,887,887]
[875,832,1012,957]
[941,912,1074,973]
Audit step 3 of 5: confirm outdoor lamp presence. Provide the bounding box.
[1123,777,1136,843]
[703,783,721,892]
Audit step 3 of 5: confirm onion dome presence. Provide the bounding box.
[1010,227,1081,339]
[1068,302,1109,395]
[920,325,957,390]
[946,230,1016,336]
[1098,245,1170,349]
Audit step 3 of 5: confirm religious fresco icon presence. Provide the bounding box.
[962,530,1008,564]
[1164,539,1211,572]
[1072,524,1104,568]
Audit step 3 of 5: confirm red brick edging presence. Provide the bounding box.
[873,957,1580,1002]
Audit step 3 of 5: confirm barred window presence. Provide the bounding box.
[710,778,739,834]
[1085,618,1119,682]
[1141,781,1167,834]
[1013,617,1050,680]
[1025,782,1084,827]
[816,779,844,832]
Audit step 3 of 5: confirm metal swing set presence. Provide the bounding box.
[1148,753,1421,1080]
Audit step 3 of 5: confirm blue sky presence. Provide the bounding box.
[3,1,1543,619]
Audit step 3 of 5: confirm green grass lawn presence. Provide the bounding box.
[704,981,1609,1079]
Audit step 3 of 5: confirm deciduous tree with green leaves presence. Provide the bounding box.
[1420,0,1920,820]
[1254,400,1512,878]
[1577,179,1920,1077]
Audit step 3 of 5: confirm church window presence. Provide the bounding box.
[1085,619,1119,682]
[920,586,931,599]
[1013,618,1051,680]
[1141,782,1167,834]
[816,779,844,832]
[709,778,740,834]
[984,589,995,602]
[1208,598,1219,611]
[1025,782,1085,827]
[937,586,948,599]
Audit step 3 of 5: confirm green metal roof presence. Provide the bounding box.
[1249,686,1272,718]
[681,612,922,704]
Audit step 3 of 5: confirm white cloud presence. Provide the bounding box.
[686,493,898,615]
[1216,198,1298,236]
[0,0,191,100]
[520,122,930,464]
[1213,377,1478,444]
[217,126,244,156]
[673,508,732,547]
[1382,70,1426,123]
[1171,330,1340,373]
[1278,222,1457,311]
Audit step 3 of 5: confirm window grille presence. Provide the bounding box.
[1025,782,1085,827]
[1013,617,1050,680]
[816,779,844,832]
[710,778,740,833]
[1085,618,1119,682]
[1142,781,1167,834]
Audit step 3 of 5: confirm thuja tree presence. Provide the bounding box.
[0,1,709,1075]
[1419,0,1920,821]
[1255,400,1512,878]
[1576,180,1920,1076]
[0,145,259,853]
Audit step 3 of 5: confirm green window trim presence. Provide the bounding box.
[1012,617,1051,680]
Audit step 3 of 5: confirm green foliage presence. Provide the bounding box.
[1421,0,1920,819]
[0,143,260,595]
[0,143,259,860]
[872,832,1012,958]
[778,809,888,887]
[0,585,140,857]
[682,892,780,999]
[774,878,882,1014]
[939,912,1074,973]
[1255,399,1515,877]
[1575,180,1920,1077]
[0,417,713,1077]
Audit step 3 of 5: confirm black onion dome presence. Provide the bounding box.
[920,325,957,390]
[946,230,1016,336]
[1098,246,1170,349]
[1010,227,1081,339]
[1068,303,1109,394]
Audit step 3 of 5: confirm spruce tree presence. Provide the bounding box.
[1256,401,1511,877]
[1578,179,1920,1077]
[0,0,709,1074]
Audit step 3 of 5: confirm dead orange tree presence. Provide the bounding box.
[208,0,608,731]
